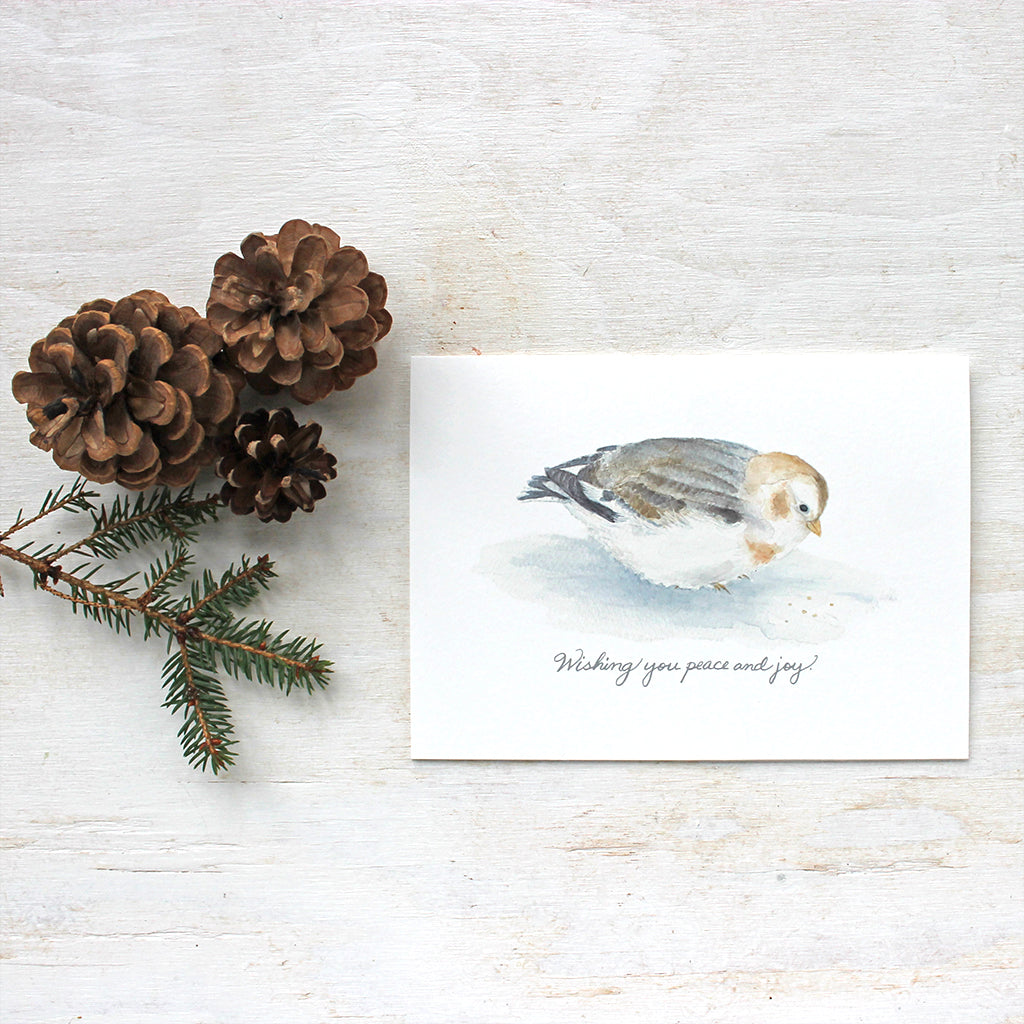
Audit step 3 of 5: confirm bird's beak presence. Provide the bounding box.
[807,519,822,537]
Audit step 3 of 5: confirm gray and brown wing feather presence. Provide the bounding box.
[520,438,757,526]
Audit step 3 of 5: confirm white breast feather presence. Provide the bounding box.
[567,502,755,588]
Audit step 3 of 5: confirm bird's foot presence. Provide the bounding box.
[711,581,731,593]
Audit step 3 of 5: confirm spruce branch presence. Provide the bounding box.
[0,478,332,773]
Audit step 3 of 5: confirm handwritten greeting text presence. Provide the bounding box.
[552,649,819,687]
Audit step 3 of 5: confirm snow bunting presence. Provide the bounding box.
[519,437,827,589]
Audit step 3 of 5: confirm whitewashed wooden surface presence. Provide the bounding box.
[1,3,1021,1022]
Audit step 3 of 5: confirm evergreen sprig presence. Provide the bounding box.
[0,480,332,773]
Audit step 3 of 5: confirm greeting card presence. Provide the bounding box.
[410,353,969,760]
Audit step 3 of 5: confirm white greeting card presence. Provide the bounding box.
[410,353,969,760]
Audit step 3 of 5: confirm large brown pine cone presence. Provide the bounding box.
[216,408,337,523]
[207,219,391,405]
[12,290,243,489]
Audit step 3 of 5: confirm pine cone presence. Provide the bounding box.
[207,219,392,405]
[12,291,243,489]
[216,408,337,522]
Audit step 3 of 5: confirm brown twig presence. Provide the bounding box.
[38,579,119,613]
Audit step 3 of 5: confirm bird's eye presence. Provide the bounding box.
[798,503,809,514]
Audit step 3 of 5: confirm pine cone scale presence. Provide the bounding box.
[240,231,273,263]
[318,285,369,327]
[359,272,388,309]
[155,304,190,338]
[162,344,211,395]
[156,459,200,487]
[106,404,143,456]
[161,388,194,440]
[289,234,330,278]
[370,304,392,340]
[266,356,303,386]
[223,456,260,489]
[127,378,177,425]
[135,326,174,379]
[69,309,110,346]
[93,359,125,405]
[11,371,64,407]
[91,323,135,362]
[290,367,335,405]
[184,319,227,360]
[331,314,378,352]
[73,453,117,484]
[253,248,286,286]
[191,373,237,426]
[38,338,77,380]
[53,416,86,458]
[323,247,369,289]
[234,335,276,374]
[28,399,72,437]
[335,347,378,390]
[274,315,304,361]
[288,272,325,311]
[274,219,312,268]
[82,408,119,461]
[161,419,204,464]
[213,250,249,279]
[288,422,321,456]
[304,337,344,367]
[89,342,131,384]
[119,431,160,472]
[299,313,331,353]
[209,274,263,312]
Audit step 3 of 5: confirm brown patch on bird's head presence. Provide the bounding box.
[769,489,790,519]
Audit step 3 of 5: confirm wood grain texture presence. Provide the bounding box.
[1,2,1021,1021]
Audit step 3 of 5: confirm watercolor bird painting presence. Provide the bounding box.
[519,437,828,591]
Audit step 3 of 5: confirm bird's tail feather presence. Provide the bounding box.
[518,460,619,523]
[519,474,564,501]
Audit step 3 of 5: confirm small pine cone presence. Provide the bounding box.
[12,290,243,490]
[216,408,337,522]
[207,219,392,405]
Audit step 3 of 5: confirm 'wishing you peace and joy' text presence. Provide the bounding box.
[552,650,818,687]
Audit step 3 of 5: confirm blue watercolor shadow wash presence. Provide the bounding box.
[477,533,885,645]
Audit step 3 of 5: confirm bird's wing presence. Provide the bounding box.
[579,437,757,525]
